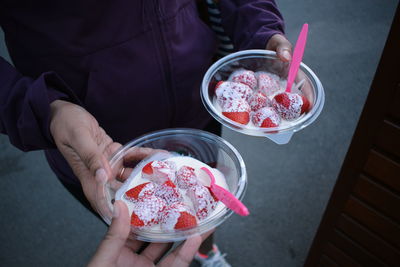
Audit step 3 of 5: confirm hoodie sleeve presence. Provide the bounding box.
[218,0,285,50]
[0,56,80,151]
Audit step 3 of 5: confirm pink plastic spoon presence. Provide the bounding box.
[201,167,249,216]
[285,23,309,93]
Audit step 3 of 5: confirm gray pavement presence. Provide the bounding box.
[0,1,398,266]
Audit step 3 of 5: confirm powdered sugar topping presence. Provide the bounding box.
[229,69,258,90]
[221,98,251,113]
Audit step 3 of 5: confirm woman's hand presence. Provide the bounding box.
[49,100,120,211]
[88,201,212,267]
[266,33,293,62]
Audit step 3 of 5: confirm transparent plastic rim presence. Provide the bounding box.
[108,128,248,242]
[201,49,325,136]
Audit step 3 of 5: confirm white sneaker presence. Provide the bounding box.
[194,245,232,267]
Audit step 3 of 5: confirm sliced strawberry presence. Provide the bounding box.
[142,160,176,184]
[163,180,176,188]
[124,182,154,202]
[273,93,291,108]
[130,195,167,227]
[130,212,145,227]
[256,71,281,97]
[248,91,271,111]
[251,107,281,128]
[160,202,197,230]
[142,161,154,175]
[176,166,198,189]
[261,118,278,128]
[222,111,250,125]
[301,96,310,114]
[273,92,306,120]
[229,69,257,90]
[155,180,182,204]
[174,211,198,230]
[186,184,217,220]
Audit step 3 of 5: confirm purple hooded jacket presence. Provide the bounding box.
[0,0,284,185]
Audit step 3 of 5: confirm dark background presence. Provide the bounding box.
[0,0,398,266]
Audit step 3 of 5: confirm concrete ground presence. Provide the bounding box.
[0,1,398,266]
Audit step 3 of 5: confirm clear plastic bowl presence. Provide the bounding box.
[96,128,247,242]
[201,49,325,144]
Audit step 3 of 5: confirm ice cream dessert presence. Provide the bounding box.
[214,68,310,128]
[116,154,229,231]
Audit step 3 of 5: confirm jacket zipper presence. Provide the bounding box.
[151,0,176,125]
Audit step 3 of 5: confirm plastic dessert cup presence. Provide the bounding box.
[201,49,325,144]
[96,128,247,242]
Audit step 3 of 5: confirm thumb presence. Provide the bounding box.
[89,201,131,266]
[72,127,112,178]
[266,34,292,62]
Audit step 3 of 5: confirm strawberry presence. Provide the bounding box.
[215,81,253,107]
[222,111,250,125]
[274,92,291,108]
[176,166,198,189]
[174,211,197,230]
[142,160,176,184]
[163,180,176,188]
[130,195,167,227]
[251,107,281,128]
[124,182,155,202]
[221,98,251,125]
[248,91,272,111]
[273,92,308,120]
[154,180,183,205]
[229,69,258,90]
[186,184,217,220]
[256,71,281,97]
[261,118,278,128]
[130,212,145,227]
[160,202,197,230]
[301,95,311,113]
[142,161,154,175]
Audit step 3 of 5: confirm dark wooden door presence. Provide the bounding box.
[304,4,400,267]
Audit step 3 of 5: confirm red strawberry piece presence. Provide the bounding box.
[273,92,307,120]
[163,180,176,188]
[124,182,155,202]
[186,184,217,220]
[229,69,258,90]
[248,91,272,111]
[261,118,278,128]
[221,98,251,125]
[130,212,145,227]
[142,160,177,184]
[256,71,281,97]
[160,202,197,230]
[215,81,253,107]
[142,161,153,175]
[301,95,311,113]
[176,166,198,189]
[174,211,198,230]
[273,92,288,107]
[251,107,281,128]
[154,180,183,205]
[222,111,250,125]
[130,195,167,227]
